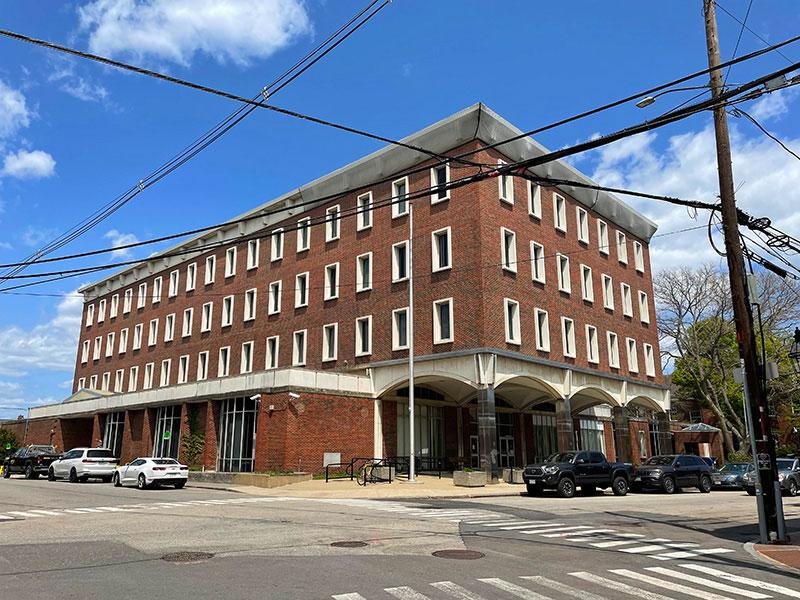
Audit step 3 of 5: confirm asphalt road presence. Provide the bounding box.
[1,476,799,599]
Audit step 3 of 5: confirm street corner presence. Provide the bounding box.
[750,538,800,573]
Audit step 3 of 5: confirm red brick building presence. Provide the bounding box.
[11,105,671,475]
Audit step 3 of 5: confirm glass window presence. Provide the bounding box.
[293,330,307,366]
[269,280,282,315]
[240,341,254,374]
[205,255,216,285]
[222,296,234,327]
[528,181,541,218]
[326,205,340,241]
[297,217,311,252]
[356,253,372,292]
[557,254,571,293]
[324,263,339,300]
[535,309,550,352]
[578,419,605,453]
[217,397,258,473]
[357,192,373,231]
[392,177,409,217]
[152,405,181,459]
[430,164,450,203]
[247,239,260,270]
[244,289,257,321]
[102,412,125,458]
[295,273,309,307]
[431,227,451,272]
[266,336,279,369]
[501,228,517,273]
[554,194,567,232]
[271,229,284,262]
[598,220,609,255]
[617,231,628,264]
[530,241,545,283]
[392,307,409,350]
[392,241,409,282]
[562,317,576,358]
[498,160,513,204]
[433,299,453,344]
[504,298,520,345]
[322,323,338,362]
[396,402,444,458]
[355,316,372,356]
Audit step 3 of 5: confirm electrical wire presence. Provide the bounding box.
[715,0,796,66]
[723,0,754,85]
[730,107,800,162]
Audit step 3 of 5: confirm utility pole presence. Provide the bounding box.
[703,0,782,542]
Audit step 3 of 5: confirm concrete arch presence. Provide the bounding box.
[375,373,479,403]
[627,394,666,414]
[494,375,565,410]
[569,385,621,414]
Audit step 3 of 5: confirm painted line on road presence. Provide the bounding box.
[521,575,608,600]
[28,509,62,516]
[691,549,735,556]
[569,571,677,600]
[522,526,591,535]
[610,569,735,600]
[618,545,669,554]
[7,511,43,518]
[385,586,433,599]
[541,528,616,538]
[478,577,551,599]
[498,522,554,530]
[331,594,368,600]
[430,580,490,599]
[651,552,700,560]
[645,567,770,599]
[681,564,800,598]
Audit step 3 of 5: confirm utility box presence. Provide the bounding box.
[323,452,341,467]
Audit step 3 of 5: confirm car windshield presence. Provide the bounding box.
[777,459,795,470]
[29,446,56,453]
[643,456,675,466]
[87,450,115,458]
[720,463,749,473]
[545,453,576,463]
[153,459,178,465]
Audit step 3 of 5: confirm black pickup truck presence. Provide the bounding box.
[2,446,62,479]
[522,451,631,498]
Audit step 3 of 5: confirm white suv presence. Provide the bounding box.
[48,448,117,483]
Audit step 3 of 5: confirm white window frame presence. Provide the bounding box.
[322,323,338,362]
[268,280,282,315]
[430,163,450,204]
[86,303,95,327]
[159,359,171,387]
[266,336,279,369]
[123,289,133,314]
[144,363,154,390]
[530,241,545,284]
[295,272,309,308]
[89,374,98,390]
[244,288,257,321]
[128,366,138,392]
[626,337,639,373]
[535,308,551,352]
[356,253,372,292]
[137,283,147,309]
[201,301,213,332]
[224,247,237,278]
[178,355,190,384]
[528,180,541,219]
[431,226,452,272]
[580,264,594,303]
[297,217,311,252]
[240,341,254,374]
[148,318,159,347]
[634,241,645,272]
[78,377,86,389]
[557,254,571,294]
[197,351,209,381]
[392,307,409,351]
[168,270,179,297]
[355,316,373,357]
[621,283,633,317]
[432,298,454,345]
[186,263,197,291]
[586,324,599,364]
[576,207,589,244]
[561,317,576,358]
[616,231,628,264]
[639,290,651,324]
[105,332,115,358]
[110,294,119,319]
[204,255,216,285]
[98,299,106,323]
[222,295,234,327]
[101,372,110,392]
[325,205,340,242]
[392,176,410,218]
[247,238,260,270]
[164,313,175,343]
[292,330,307,366]
[553,193,567,233]
[498,160,514,204]
[218,346,230,377]
[598,220,609,255]
[93,336,102,361]
[357,192,373,231]
[133,324,143,350]
[501,227,518,273]
[392,240,409,282]
[607,331,620,368]
[602,274,614,310]
[271,228,284,262]
[644,343,656,377]
[81,340,90,363]
[182,307,193,338]
[504,298,521,345]
[119,328,128,354]
[152,277,162,304]
[324,263,340,301]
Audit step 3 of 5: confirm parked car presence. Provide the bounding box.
[522,451,631,498]
[48,448,117,483]
[2,445,62,479]
[743,458,800,497]
[711,462,754,490]
[632,454,713,494]
[112,457,188,490]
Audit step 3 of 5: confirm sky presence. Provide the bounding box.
[0,0,798,418]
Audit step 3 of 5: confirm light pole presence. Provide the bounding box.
[407,197,416,483]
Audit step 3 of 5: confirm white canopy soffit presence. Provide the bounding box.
[80,103,658,297]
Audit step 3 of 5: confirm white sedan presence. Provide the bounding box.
[112,457,188,490]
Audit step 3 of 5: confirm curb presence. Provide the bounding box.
[185,483,244,494]
[743,541,800,576]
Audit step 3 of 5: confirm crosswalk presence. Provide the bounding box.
[317,499,736,561]
[331,564,800,600]
[0,496,291,521]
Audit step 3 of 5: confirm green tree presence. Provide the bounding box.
[0,428,17,455]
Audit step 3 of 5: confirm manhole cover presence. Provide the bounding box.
[432,549,485,560]
[161,551,215,563]
[331,541,368,548]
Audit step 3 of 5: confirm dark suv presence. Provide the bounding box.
[632,454,713,494]
[522,451,630,498]
[2,445,62,479]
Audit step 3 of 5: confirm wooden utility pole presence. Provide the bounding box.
[703,0,782,541]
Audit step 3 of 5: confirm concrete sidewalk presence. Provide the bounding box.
[187,474,526,499]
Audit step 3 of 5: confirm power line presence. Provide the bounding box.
[730,106,800,162]
[723,0,754,85]
[715,0,795,66]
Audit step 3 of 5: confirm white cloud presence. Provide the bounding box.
[0,79,31,141]
[78,0,312,67]
[104,229,140,258]
[1,149,56,179]
[48,60,111,104]
[21,226,57,248]
[0,242,12,251]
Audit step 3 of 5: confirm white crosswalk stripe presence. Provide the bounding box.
[499,522,554,530]
[645,567,770,599]
[569,571,677,600]
[28,509,61,516]
[384,587,432,600]
[478,577,553,599]
[430,581,488,599]
[522,525,592,534]
[682,564,800,599]
[7,511,43,518]
[619,544,671,554]
[610,569,739,600]
[331,594,367,600]
[521,575,609,600]
[542,528,616,538]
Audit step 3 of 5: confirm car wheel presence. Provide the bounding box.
[557,477,576,499]
[173,481,186,489]
[788,480,798,497]
[137,474,148,490]
[68,468,78,483]
[699,475,712,493]
[526,483,542,496]
[662,476,676,494]
[48,468,56,482]
[2,466,10,479]
[612,476,629,497]
[24,464,34,480]
[112,472,121,487]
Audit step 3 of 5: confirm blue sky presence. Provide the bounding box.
[0,0,798,417]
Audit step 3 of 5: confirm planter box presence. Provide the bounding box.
[502,468,525,484]
[453,470,487,487]
[189,471,311,489]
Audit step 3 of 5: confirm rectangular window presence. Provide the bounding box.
[266,336,279,369]
[159,359,171,387]
[143,363,154,390]
[607,332,620,368]
[89,374,98,390]
[297,217,311,252]
[621,283,633,317]
[244,288,257,321]
[586,325,599,364]
[322,323,338,362]
[504,298,521,345]
[271,228,284,261]
[357,192,373,231]
[576,207,589,244]
[501,228,517,273]
[392,177,409,218]
[528,180,541,218]
[268,280,282,315]
[105,332,115,358]
[392,241,409,282]
[240,341,254,374]
[580,265,594,302]
[98,299,106,322]
[247,239,260,270]
[530,241,545,283]
[81,340,90,363]
[634,241,645,272]
[218,347,230,377]
[101,372,110,392]
[430,163,450,203]
[128,366,138,392]
[554,193,567,232]
[598,220,609,255]
[86,304,95,327]
[205,255,216,285]
[222,295,234,327]
[93,336,102,360]
[431,227,452,272]
[326,205,340,242]
[133,323,143,350]
[178,355,190,384]
[292,330,307,366]
[119,328,128,354]
[197,351,209,381]
[148,318,159,346]
[616,231,628,264]
[638,291,650,324]
[152,277,162,304]
[644,343,656,377]
[110,294,119,319]
[626,338,639,373]
[137,283,147,308]
[356,253,372,292]
[295,272,309,307]
[557,254,571,293]
[186,263,197,291]
[225,246,237,277]
[535,309,550,352]
[602,275,614,310]
[498,160,514,204]
[433,298,454,344]
[123,289,132,314]
[164,313,175,343]
[355,316,372,356]
[392,307,409,350]
[182,308,193,338]
[169,270,179,297]
[324,263,339,301]
[201,302,213,332]
[561,317,576,358]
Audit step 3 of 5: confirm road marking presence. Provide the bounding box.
[691,549,735,555]
[385,587,432,599]
[430,581,489,599]
[28,509,62,516]
[663,542,700,548]
[475,520,533,527]
[94,507,127,512]
[331,594,367,600]
[681,564,800,599]
[645,567,770,599]
[498,522,553,530]
[522,526,591,535]
[478,577,553,599]
[0,515,14,520]
[569,572,677,600]
[7,511,43,518]
[618,545,669,554]
[651,552,699,560]
[591,539,643,548]
[541,528,616,538]
[610,569,736,600]
[521,575,609,600]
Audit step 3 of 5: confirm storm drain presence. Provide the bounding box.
[331,541,369,548]
[432,550,485,560]
[161,551,215,563]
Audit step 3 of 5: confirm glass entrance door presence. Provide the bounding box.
[152,405,182,459]
[102,412,125,458]
[499,436,515,468]
[217,397,257,472]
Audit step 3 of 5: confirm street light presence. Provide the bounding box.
[635,85,712,108]
[789,327,800,375]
